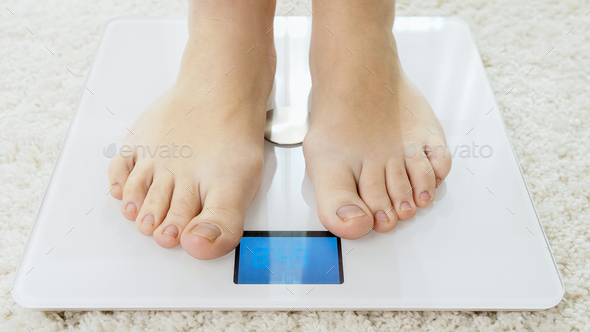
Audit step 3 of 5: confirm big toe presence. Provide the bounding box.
[180,182,252,260]
[304,155,374,239]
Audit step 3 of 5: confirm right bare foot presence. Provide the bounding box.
[107,0,276,260]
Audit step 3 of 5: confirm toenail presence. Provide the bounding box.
[374,211,388,222]
[420,191,431,202]
[436,177,442,188]
[191,222,222,242]
[163,225,179,238]
[125,202,136,213]
[336,205,366,221]
[401,201,412,211]
[142,214,155,224]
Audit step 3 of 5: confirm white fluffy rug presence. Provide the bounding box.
[1,0,589,330]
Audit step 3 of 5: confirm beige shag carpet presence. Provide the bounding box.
[1,0,589,330]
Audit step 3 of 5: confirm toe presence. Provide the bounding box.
[425,139,452,188]
[181,181,253,260]
[121,165,152,221]
[386,158,417,221]
[135,173,175,236]
[358,163,398,232]
[153,181,201,249]
[305,157,373,239]
[405,144,436,208]
[107,154,134,200]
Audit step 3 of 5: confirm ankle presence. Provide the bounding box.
[309,27,400,86]
[188,0,276,34]
[312,0,395,30]
[176,1,277,89]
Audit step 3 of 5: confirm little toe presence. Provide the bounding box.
[135,174,175,236]
[181,182,253,260]
[358,163,398,233]
[425,139,452,188]
[305,158,374,239]
[121,165,152,221]
[386,158,417,221]
[107,154,134,200]
[405,145,436,208]
[153,182,201,249]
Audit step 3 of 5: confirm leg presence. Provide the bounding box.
[305,0,452,239]
[107,0,276,259]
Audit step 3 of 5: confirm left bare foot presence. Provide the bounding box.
[304,1,452,239]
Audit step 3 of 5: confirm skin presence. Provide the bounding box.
[107,0,452,260]
[304,0,452,238]
[107,0,276,260]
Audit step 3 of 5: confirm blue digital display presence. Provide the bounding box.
[234,231,343,284]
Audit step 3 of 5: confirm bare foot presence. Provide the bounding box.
[304,1,452,239]
[107,0,276,259]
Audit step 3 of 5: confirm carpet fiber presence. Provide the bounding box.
[1,0,589,331]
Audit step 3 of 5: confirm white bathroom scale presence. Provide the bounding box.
[12,17,564,311]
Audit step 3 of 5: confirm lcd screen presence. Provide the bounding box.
[234,231,343,284]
